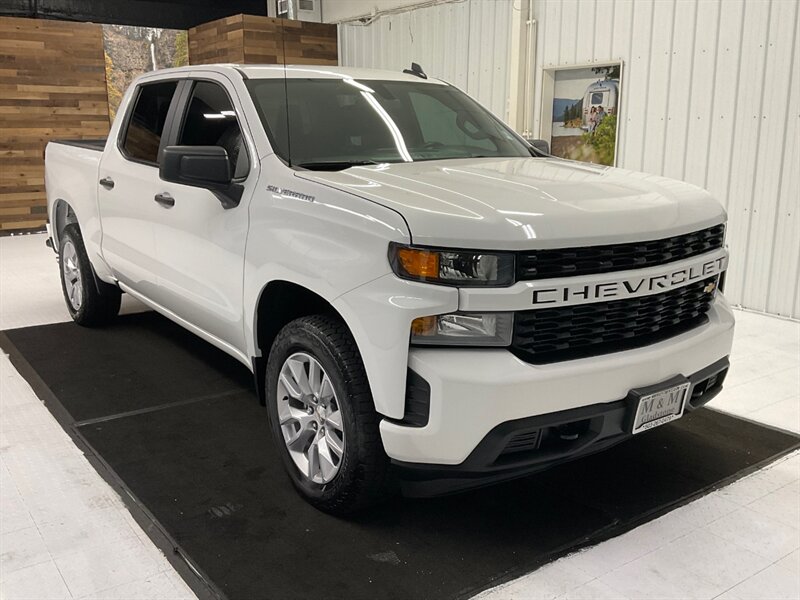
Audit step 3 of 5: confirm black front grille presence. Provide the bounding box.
[516,224,725,281]
[511,277,716,364]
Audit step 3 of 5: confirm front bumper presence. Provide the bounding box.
[395,356,729,496]
[380,297,735,472]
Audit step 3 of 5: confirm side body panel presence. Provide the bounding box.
[145,71,259,357]
[96,76,180,297]
[242,155,425,417]
[333,275,458,418]
[44,143,109,278]
[97,152,167,294]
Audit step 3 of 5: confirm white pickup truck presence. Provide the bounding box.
[45,64,733,514]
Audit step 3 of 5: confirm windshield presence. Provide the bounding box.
[246,78,532,170]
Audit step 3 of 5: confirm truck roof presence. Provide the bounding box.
[244,64,445,83]
[141,64,446,84]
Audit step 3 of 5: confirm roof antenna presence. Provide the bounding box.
[403,62,427,79]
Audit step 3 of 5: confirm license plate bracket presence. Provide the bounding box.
[629,376,691,435]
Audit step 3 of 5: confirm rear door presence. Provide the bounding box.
[146,74,256,358]
[97,78,185,294]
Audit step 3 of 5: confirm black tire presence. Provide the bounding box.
[58,224,121,327]
[265,315,391,515]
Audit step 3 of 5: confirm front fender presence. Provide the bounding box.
[333,275,458,419]
[243,163,412,365]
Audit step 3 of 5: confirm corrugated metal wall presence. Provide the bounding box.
[339,0,799,319]
[338,0,516,121]
[532,0,799,319]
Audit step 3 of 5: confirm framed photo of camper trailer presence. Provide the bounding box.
[539,61,624,167]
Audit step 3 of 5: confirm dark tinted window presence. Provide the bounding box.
[246,78,530,169]
[409,91,494,151]
[591,92,604,104]
[122,81,177,164]
[178,81,248,179]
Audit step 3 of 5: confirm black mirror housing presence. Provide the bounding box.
[527,138,550,156]
[160,145,232,187]
[160,146,242,208]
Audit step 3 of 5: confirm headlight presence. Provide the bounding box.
[389,243,514,287]
[411,313,513,346]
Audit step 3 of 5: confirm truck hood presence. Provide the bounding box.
[296,157,726,250]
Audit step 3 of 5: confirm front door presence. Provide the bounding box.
[146,75,256,359]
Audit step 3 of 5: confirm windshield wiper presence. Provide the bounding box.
[296,160,379,171]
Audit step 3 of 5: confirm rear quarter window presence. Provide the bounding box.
[121,81,178,164]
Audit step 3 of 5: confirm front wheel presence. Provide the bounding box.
[265,315,391,515]
[58,224,121,327]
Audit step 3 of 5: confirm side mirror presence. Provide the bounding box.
[527,139,550,155]
[160,146,242,208]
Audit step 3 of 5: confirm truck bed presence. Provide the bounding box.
[50,138,107,152]
[45,138,106,246]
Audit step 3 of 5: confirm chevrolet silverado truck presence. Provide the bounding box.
[45,64,733,514]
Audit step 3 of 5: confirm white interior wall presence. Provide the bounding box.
[322,0,435,22]
[336,0,799,319]
[531,0,799,319]
[336,0,517,122]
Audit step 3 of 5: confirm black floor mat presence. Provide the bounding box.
[3,313,798,600]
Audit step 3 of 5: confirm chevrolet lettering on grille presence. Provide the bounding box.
[531,253,728,307]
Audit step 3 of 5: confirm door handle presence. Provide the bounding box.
[154,192,175,208]
[99,177,114,190]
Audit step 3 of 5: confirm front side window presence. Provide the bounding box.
[246,78,531,170]
[122,81,178,164]
[178,81,249,179]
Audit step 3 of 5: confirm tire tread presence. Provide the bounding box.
[59,224,121,327]
[268,314,392,515]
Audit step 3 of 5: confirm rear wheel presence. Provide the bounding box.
[58,224,121,326]
[265,315,391,515]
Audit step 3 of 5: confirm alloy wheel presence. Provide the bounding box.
[276,352,345,484]
[62,239,83,311]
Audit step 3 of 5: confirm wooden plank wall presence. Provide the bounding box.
[0,14,334,232]
[0,17,109,232]
[189,14,337,66]
[187,15,245,64]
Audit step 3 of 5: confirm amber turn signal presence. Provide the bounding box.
[395,247,439,279]
[389,243,515,287]
[411,315,438,336]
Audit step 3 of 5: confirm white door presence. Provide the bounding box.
[97,79,182,295]
[147,76,256,358]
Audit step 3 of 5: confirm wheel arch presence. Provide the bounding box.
[53,204,109,296]
[52,199,79,248]
[252,280,361,406]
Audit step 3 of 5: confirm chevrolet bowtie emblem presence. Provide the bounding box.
[703,281,717,294]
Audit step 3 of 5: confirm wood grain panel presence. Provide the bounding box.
[189,14,337,66]
[0,17,109,232]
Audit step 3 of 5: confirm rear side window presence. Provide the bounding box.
[121,81,178,164]
[178,81,249,179]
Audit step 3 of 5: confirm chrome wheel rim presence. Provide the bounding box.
[61,240,83,311]
[276,352,345,484]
